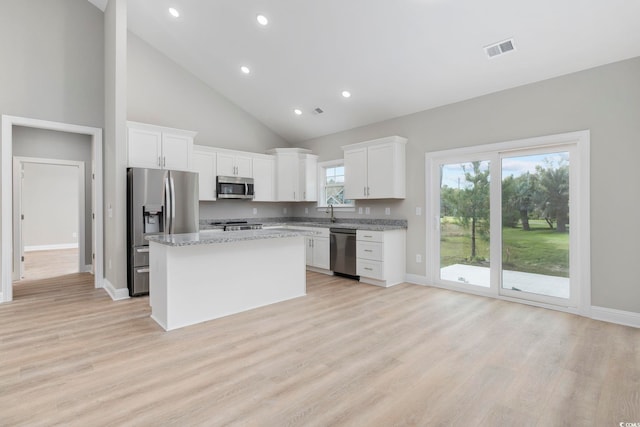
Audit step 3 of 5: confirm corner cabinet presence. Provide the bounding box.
[356,229,406,287]
[267,148,318,202]
[127,121,196,171]
[342,136,407,199]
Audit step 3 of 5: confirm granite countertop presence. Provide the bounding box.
[260,221,407,231]
[145,228,318,247]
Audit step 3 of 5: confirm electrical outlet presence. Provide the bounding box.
[358,207,363,214]
[72,232,78,238]
[416,254,422,263]
[252,208,258,215]
[108,204,113,218]
[108,259,112,269]
[415,207,422,216]
[385,207,391,215]
[305,207,309,214]
[365,207,371,215]
[283,207,287,214]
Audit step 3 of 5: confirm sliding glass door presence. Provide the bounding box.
[428,137,584,309]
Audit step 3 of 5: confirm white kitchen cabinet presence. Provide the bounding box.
[268,148,318,202]
[251,155,275,202]
[342,136,407,199]
[127,121,196,171]
[299,227,330,271]
[356,229,406,287]
[192,145,217,201]
[216,151,253,178]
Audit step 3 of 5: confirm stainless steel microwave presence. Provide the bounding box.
[216,176,254,199]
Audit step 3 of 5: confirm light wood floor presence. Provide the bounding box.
[1,272,639,426]
[20,248,79,281]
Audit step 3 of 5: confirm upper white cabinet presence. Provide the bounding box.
[342,136,407,199]
[268,148,318,202]
[192,145,217,201]
[251,155,275,202]
[127,121,196,171]
[216,151,252,178]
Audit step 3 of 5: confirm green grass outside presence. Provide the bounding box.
[440,217,569,277]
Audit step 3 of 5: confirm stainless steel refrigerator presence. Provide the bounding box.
[127,167,199,296]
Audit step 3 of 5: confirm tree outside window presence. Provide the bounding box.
[319,162,354,207]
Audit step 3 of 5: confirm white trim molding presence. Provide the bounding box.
[102,278,130,301]
[591,306,640,329]
[1,115,104,303]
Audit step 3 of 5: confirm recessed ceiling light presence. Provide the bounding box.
[293,109,302,116]
[168,7,180,18]
[240,66,251,74]
[256,14,269,26]
[341,90,351,98]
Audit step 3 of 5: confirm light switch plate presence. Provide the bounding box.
[358,207,363,214]
[365,207,371,215]
[283,207,287,214]
[305,207,309,214]
[252,208,257,215]
[416,254,422,263]
[415,207,422,216]
[385,207,391,215]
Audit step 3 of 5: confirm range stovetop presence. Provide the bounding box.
[209,221,263,231]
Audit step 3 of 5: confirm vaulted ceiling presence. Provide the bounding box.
[90,0,640,143]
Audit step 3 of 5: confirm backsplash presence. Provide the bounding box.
[200,216,408,228]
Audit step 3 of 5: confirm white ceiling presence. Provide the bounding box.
[92,0,640,143]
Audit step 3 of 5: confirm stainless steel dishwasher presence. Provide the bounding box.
[330,228,359,279]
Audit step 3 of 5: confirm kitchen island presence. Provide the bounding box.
[146,228,315,331]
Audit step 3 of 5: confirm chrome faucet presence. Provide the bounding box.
[326,204,335,222]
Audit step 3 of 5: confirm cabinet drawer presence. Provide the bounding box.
[357,241,383,261]
[357,259,384,279]
[356,230,384,242]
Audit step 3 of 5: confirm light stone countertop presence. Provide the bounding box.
[145,228,318,247]
[260,221,407,231]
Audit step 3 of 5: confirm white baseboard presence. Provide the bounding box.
[24,243,79,252]
[405,273,429,286]
[591,306,640,328]
[102,278,130,301]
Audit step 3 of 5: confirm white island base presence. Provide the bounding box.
[149,235,306,331]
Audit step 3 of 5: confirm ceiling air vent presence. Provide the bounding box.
[485,38,515,58]
[313,107,324,115]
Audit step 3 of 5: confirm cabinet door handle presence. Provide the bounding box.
[364,267,373,271]
[364,249,373,252]
[294,191,296,200]
[158,156,162,167]
[367,186,370,196]
[136,268,150,274]
[136,248,150,253]
[364,235,373,238]
[163,156,166,167]
[364,186,367,196]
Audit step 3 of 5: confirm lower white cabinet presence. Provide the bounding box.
[296,227,330,271]
[356,229,406,287]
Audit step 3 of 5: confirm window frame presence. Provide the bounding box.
[316,159,355,211]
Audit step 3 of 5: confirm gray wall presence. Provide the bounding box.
[0,0,104,288]
[13,126,92,261]
[295,57,640,314]
[22,163,79,249]
[0,0,104,127]
[127,33,289,152]
[103,0,128,290]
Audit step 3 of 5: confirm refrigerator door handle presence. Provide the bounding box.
[169,175,176,234]
[164,174,171,233]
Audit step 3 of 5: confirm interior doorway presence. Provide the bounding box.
[1,115,103,303]
[13,157,86,281]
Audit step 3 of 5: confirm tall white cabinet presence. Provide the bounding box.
[192,146,217,201]
[342,136,407,199]
[127,121,196,171]
[267,148,318,202]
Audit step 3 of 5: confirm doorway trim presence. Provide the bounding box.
[13,157,86,280]
[1,115,103,302]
